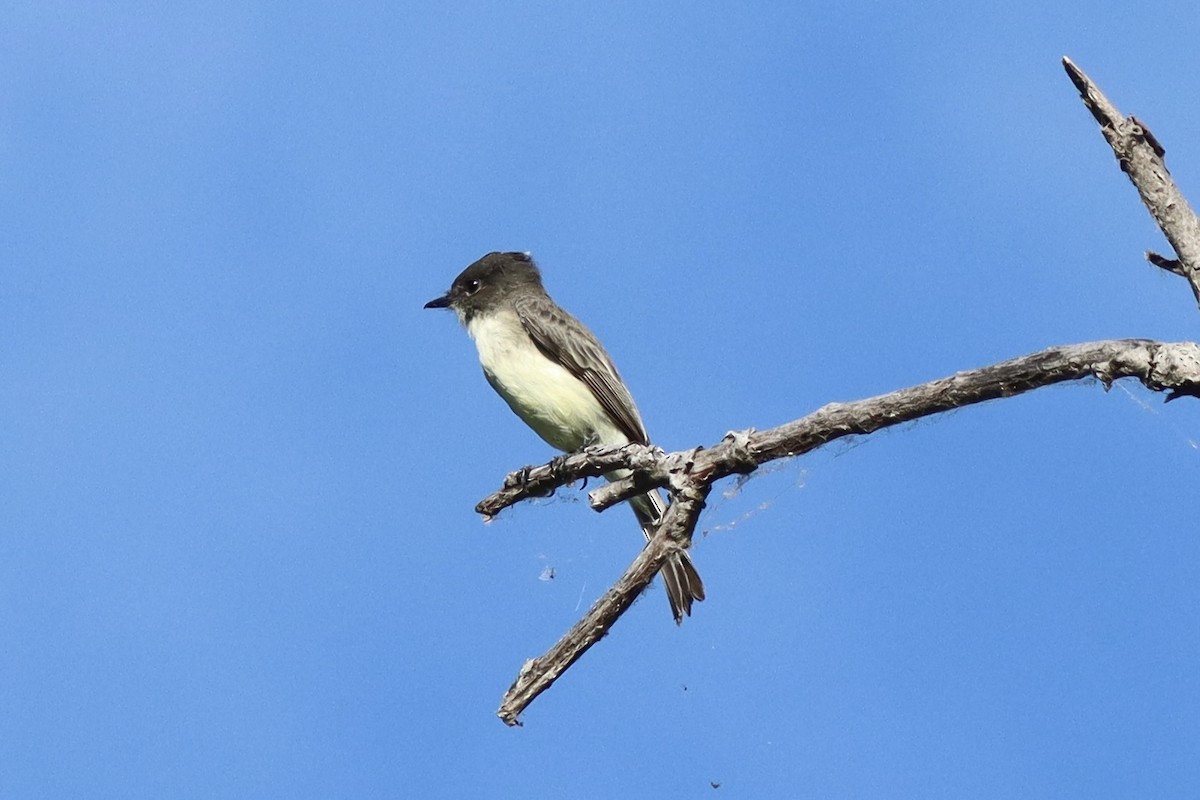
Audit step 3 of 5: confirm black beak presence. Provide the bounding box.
[424,293,452,309]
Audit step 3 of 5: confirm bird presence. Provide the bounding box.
[424,251,704,623]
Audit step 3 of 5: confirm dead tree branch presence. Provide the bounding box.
[487,339,1200,725]
[482,59,1200,727]
[482,340,1200,522]
[1063,57,1200,307]
[496,484,710,726]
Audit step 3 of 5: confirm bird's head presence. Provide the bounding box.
[424,251,544,323]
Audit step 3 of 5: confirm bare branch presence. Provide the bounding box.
[487,339,1200,725]
[479,60,1200,726]
[1063,57,1200,307]
[481,340,1200,518]
[496,485,710,726]
[475,444,668,521]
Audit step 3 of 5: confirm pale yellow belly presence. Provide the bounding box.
[468,311,628,453]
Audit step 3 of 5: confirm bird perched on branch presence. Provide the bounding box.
[425,251,704,622]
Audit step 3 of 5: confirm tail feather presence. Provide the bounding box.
[629,489,705,624]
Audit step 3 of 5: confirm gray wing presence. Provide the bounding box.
[512,293,650,445]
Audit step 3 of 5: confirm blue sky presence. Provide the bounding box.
[3,2,1200,797]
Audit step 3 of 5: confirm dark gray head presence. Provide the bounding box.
[424,251,545,322]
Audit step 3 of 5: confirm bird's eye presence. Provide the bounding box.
[463,279,481,295]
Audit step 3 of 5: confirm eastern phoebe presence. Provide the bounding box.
[425,251,705,623]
